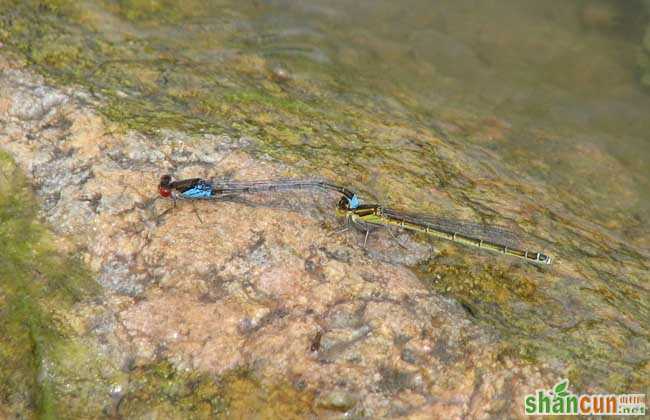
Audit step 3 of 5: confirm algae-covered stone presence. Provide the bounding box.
[316,390,357,412]
[2,0,650,417]
[0,152,101,417]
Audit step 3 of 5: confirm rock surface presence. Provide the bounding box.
[0,56,567,418]
[1,1,650,412]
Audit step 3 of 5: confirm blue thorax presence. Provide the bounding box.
[181,180,213,198]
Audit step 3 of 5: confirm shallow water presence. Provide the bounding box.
[1,0,649,416]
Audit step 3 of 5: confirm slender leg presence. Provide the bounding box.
[328,218,350,237]
[144,196,160,218]
[155,196,177,224]
[386,227,409,250]
[155,206,173,224]
[328,226,350,236]
[191,201,204,224]
[363,229,370,248]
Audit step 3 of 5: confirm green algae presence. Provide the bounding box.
[0,1,276,133]
[118,363,315,419]
[104,0,210,23]
[0,0,386,164]
[0,0,486,202]
[116,362,228,418]
[416,254,650,393]
[217,372,316,419]
[0,151,98,417]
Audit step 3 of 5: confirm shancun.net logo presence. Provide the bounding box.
[524,379,646,416]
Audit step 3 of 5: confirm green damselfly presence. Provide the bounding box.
[336,198,552,264]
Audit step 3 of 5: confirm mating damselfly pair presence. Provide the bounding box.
[158,175,552,265]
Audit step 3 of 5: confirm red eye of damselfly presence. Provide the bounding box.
[158,174,173,197]
[158,186,171,197]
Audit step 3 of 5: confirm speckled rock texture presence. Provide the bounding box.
[4,0,650,417]
[0,56,570,418]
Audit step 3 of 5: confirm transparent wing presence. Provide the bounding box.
[380,207,523,248]
[210,178,357,200]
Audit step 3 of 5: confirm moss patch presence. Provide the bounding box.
[118,363,315,419]
[0,0,422,175]
[416,254,650,393]
[0,151,98,417]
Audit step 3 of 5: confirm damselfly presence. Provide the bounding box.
[158,174,360,208]
[336,198,552,264]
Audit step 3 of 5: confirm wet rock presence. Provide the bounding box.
[2,54,646,418]
[269,65,291,83]
[0,62,565,416]
[316,389,357,412]
[7,74,68,120]
[98,257,147,296]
